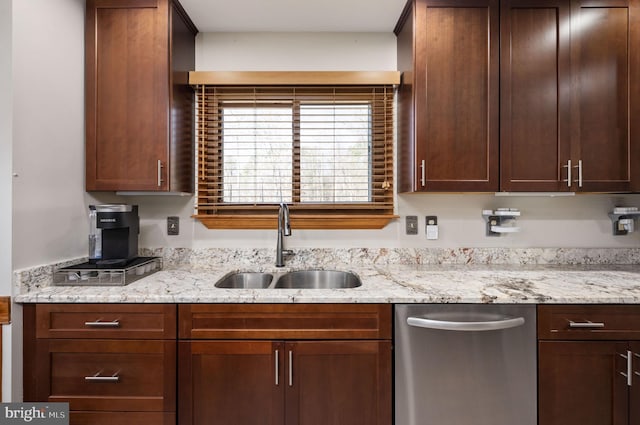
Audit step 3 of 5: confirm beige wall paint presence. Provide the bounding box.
[11,19,640,267]
[132,32,640,249]
[1,0,12,292]
[195,32,398,71]
[11,0,119,271]
[1,0,13,403]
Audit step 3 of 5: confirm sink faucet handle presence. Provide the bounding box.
[276,203,292,267]
[280,203,292,236]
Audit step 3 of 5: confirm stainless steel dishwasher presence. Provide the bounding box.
[395,304,537,425]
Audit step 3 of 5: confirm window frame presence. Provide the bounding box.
[191,72,398,230]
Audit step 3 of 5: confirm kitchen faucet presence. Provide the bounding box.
[275,203,293,267]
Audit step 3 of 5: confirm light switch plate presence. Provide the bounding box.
[406,216,418,235]
[167,216,179,236]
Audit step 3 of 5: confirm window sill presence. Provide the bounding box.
[194,214,399,230]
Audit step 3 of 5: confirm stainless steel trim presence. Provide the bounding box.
[407,315,525,331]
[568,320,605,329]
[157,160,163,187]
[84,320,120,328]
[85,373,120,383]
[288,350,293,387]
[420,160,426,187]
[562,159,572,187]
[275,349,279,386]
[620,351,632,386]
[94,204,132,213]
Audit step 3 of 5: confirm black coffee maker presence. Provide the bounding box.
[89,204,139,266]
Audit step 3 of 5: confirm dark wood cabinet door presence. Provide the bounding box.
[69,411,175,425]
[86,0,170,191]
[571,0,639,192]
[35,303,176,339]
[35,339,176,412]
[413,0,500,191]
[500,0,571,191]
[285,340,392,425]
[538,341,629,425]
[178,340,285,425]
[178,304,392,340]
[537,304,640,341]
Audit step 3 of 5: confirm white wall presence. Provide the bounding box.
[10,0,109,402]
[10,21,640,262]
[196,32,397,71]
[1,0,13,402]
[1,1,12,288]
[11,0,108,271]
[132,31,640,249]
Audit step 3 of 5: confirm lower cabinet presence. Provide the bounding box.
[178,304,393,425]
[23,304,177,425]
[538,305,640,425]
[24,303,392,425]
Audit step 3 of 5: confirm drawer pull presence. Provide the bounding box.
[84,319,120,328]
[568,320,605,329]
[620,351,632,387]
[85,372,120,383]
[275,350,279,386]
[288,350,293,387]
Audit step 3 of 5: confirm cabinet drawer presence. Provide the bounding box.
[70,411,175,425]
[35,304,176,339]
[36,339,176,412]
[179,304,392,339]
[538,305,640,340]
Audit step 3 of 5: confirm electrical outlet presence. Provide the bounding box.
[406,216,418,235]
[167,216,179,236]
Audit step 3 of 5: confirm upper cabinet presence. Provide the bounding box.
[396,0,500,192]
[398,0,640,193]
[85,0,197,192]
[500,0,571,192]
[501,0,640,192]
[569,0,639,192]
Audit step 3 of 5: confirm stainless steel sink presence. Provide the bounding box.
[214,270,362,289]
[273,270,362,289]
[214,272,273,289]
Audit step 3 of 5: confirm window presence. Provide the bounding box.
[195,84,395,229]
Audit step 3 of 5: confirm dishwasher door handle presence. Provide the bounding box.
[407,315,525,331]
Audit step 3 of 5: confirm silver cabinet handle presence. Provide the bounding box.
[562,159,572,187]
[420,159,426,187]
[568,320,604,329]
[635,352,640,377]
[275,349,279,386]
[407,315,525,331]
[84,320,120,328]
[573,159,583,188]
[288,350,293,387]
[620,351,632,386]
[85,372,120,383]
[157,160,163,187]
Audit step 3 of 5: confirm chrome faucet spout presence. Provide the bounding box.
[276,203,292,267]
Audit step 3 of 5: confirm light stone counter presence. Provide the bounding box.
[13,260,640,304]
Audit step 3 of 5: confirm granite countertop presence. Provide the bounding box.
[13,263,640,304]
